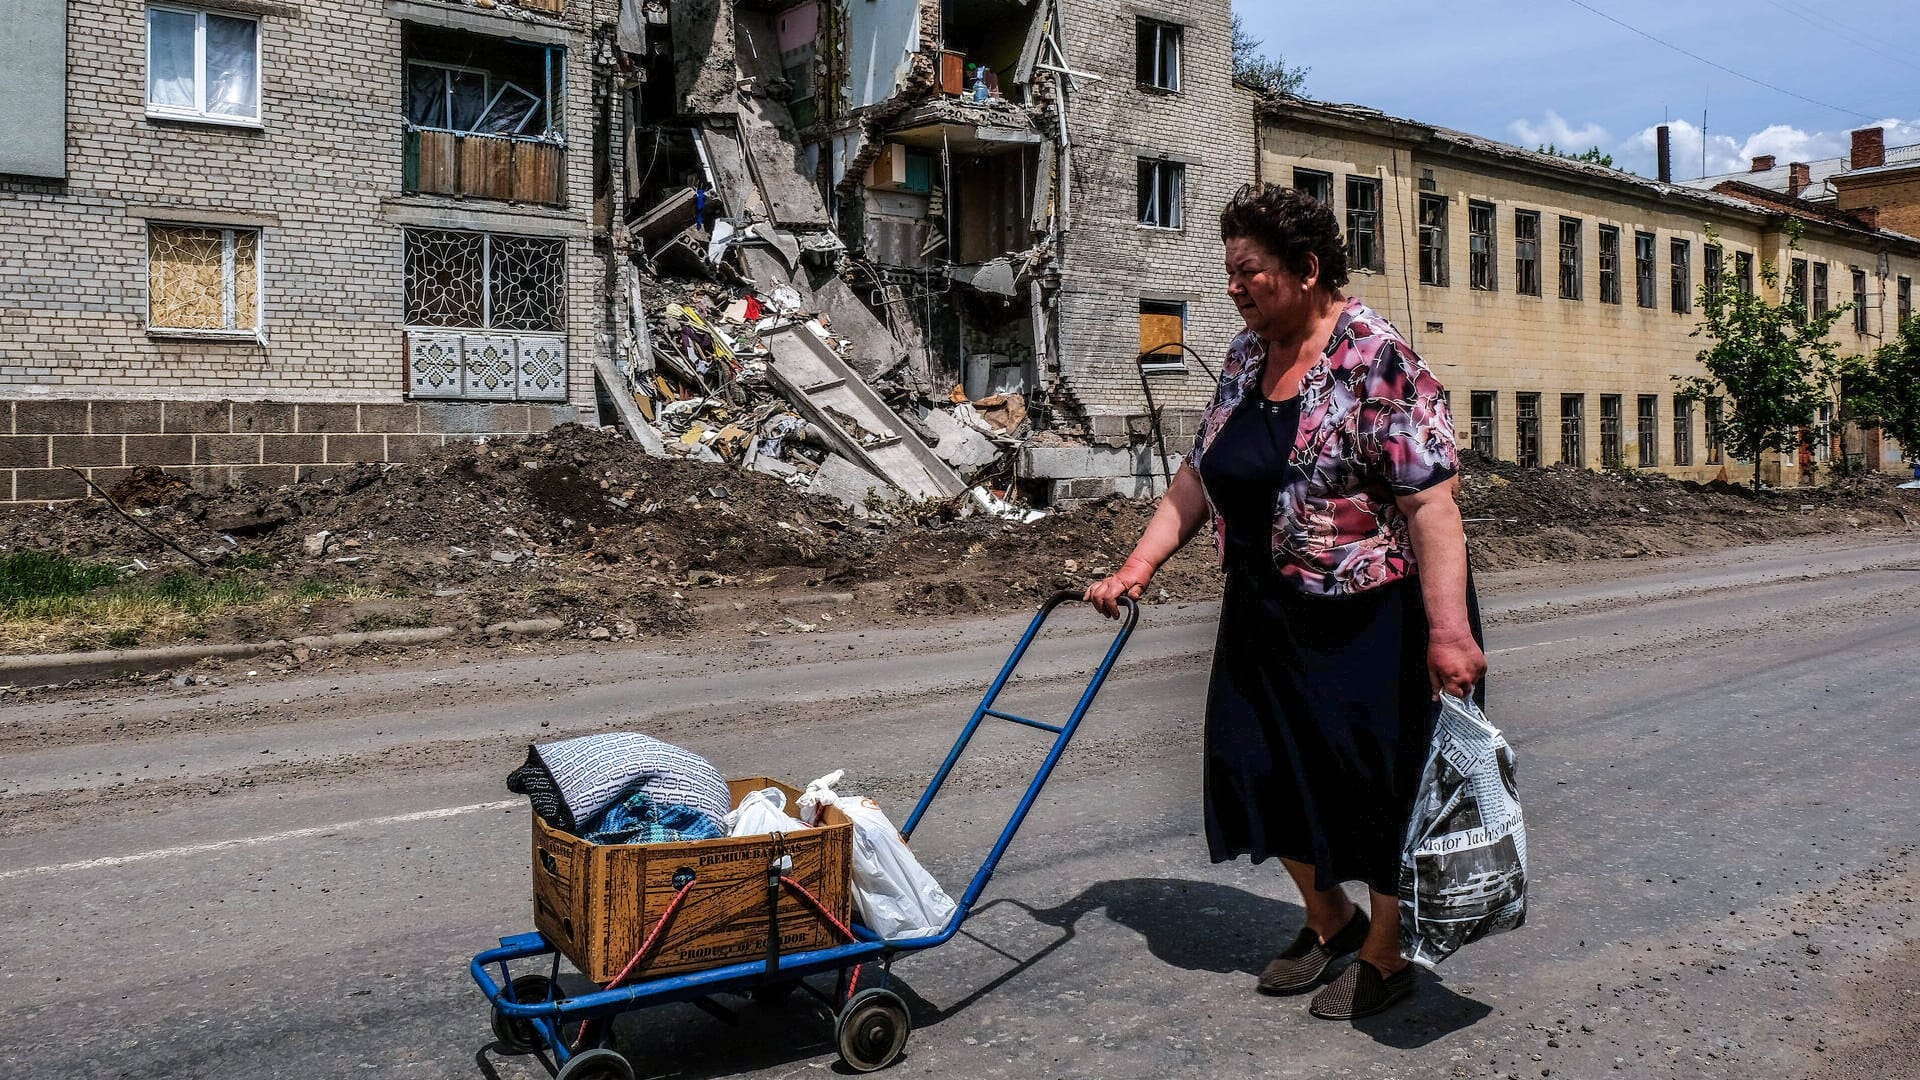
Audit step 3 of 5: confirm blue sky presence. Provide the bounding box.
[1234,0,1920,180]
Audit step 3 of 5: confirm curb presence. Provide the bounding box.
[0,618,567,689]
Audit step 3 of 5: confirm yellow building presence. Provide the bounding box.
[1256,98,1919,483]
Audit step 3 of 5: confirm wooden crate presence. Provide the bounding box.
[532,778,854,984]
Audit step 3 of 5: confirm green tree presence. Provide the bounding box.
[1675,223,1850,489]
[1840,313,1920,467]
[1538,144,1616,169]
[1231,14,1308,98]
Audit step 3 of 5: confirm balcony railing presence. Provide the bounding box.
[406,329,567,402]
[404,130,566,207]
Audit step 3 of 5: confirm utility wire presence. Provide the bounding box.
[1562,0,1880,123]
[1755,0,1920,77]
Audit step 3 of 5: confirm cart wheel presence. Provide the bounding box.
[490,974,555,1055]
[835,988,910,1073]
[751,978,801,1006]
[556,1047,635,1080]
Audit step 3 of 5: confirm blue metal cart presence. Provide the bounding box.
[471,591,1139,1079]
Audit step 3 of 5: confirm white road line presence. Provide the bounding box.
[0,799,520,883]
[1489,637,1582,655]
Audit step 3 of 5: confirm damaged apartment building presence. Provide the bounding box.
[0,0,1248,504]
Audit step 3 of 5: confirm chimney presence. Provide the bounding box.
[1751,154,1776,172]
[1852,206,1881,231]
[1656,124,1672,183]
[1851,127,1886,170]
[1787,161,1811,198]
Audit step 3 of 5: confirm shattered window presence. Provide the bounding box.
[1673,395,1693,466]
[1346,177,1381,272]
[1670,238,1691,314]
[1418,194,1448,286]
[1706,397,1725,464]
[1597,224,1621,304]
[1638,395,1658,466]
[148,224,260,332]
[1470,391,1496,458]
[1468,201,1495,291]
[1635,231,1656,309]
[1790,258,1809,323]
[1137,159,1184,229]
[1560,394,1584,466]
[404,228,564,332]
[1293,168,1333,207]
[1600,395,1623,468]
[1515,393,1540,468]
[147,5,259,123]
[1513,210,1540,297]
[1812,262,1829,317]
[1900,275,1912,327]
[1558,216,1581,300]
[1853,268,1868,333]
[403,26,560,139]
[1704,243,1723,304]
[1136,18,1182,91]
[1736,251,1754,295]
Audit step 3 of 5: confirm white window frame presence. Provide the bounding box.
[1137,18,1182,92]
[145,3,263,127]
[145,222,266,340]
[404,60,545,137]
[1138,158,1185,230]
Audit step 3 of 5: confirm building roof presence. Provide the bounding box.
[1685,139,1920,198]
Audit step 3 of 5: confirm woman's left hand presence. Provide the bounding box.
[1427,631,1487,700]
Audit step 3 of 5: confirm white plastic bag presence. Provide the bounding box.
[799,772,958,940]
[724,787,811,838]
[1398,693,1528,968]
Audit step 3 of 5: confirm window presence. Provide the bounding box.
[1853,268,1869,333]
[406,61,544,136]
[1138,299,1185,367]
[1673,395,1694,466]
[1346,176,1381,271]
[1470,391,1497,458]
[1137,159,1184,229]
[1706,396,1725,465]
[1135,18,1182,92]
[1468,201,1496,290]
[146,4,260,124]
[1901,275,1913,327]
[1598,225,1621,304]
[1635,231,1656,308]
[147,223,260,333]
[1637,394,1659,466]
[1705,244,1723,304]
[1514,210,1541,296]
[1735,250,1754,295]
[1558,216,1582,300]
[1560,394,1585,466]
[1515,393,1541,468]
[1670,238,1691,313]
[1418,194,1448,286]
[1292,168,1333,207]
[1812,262,1829,317]
[1815,403,1834,462]
[1790,258,1810,324]
[1600,394,1623,467]
[403,228,565,332]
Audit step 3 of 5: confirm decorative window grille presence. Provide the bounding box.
[404,228,566,401]
[148,223,260,332]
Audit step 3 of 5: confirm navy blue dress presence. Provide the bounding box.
[1196,395,1483,894]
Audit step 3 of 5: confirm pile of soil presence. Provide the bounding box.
[1,428,1913,653]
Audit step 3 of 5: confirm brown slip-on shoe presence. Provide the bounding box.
[1307,957,1416,1020]
[1256,908,1370,994]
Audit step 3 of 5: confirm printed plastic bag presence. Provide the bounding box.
[799,771,958,940]
[1398,693,1528,968]
[724,787,811,838]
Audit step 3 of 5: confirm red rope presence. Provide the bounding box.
[778,875,858,943]
[572,878,698,1049]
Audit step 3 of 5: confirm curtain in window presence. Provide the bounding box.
[204,14,258,117]
[449,71,489,132]
[148,8,197,110]
[406,65,446,127]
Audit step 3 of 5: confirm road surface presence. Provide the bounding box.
[3,533,1917,1079]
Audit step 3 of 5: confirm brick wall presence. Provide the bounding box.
[1051,0,1254,442]
[0,0,613,423]
[1834,169,1920,244]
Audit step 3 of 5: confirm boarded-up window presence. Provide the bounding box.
[148,223,259,331]
[1139,299,1185,365]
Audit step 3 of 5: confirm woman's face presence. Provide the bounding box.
[1224,236,1318,341]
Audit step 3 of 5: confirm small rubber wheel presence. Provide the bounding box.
[835,988,910,1073]
[556,1047,635,1080]
[490,974,555,1054]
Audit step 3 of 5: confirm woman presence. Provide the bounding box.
[1086,183,1487,1021]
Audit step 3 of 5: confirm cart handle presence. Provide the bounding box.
[894,590,1137,939]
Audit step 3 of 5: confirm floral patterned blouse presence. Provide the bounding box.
[1189,297,1459,596]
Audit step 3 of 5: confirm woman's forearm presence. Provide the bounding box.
[1122,464,1211,579]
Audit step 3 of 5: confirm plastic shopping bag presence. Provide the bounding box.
[800,772,958,940]
[724,787,811,838]
[1398,693,1528,968]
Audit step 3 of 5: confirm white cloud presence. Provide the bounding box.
[1507,111,1612,155]
[1517,115,1920,182]
[1618,119,1742,179]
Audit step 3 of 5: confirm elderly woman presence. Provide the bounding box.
[1087,183,1487,1020]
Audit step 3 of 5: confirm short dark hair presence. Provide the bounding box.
[1219,183,1350,290]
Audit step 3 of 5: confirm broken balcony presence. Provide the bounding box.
[401,26,567,207]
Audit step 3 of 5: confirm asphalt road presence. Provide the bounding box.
[3,533,1918,1080]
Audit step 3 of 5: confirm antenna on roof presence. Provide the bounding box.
[1702,87,1709,180]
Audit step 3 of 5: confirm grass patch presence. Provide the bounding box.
[0,551,124,607]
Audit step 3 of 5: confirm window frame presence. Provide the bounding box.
[1559,393,1584,467]
[1345,176,1382,272]
[1558,215,1582,301]
[145,221,265,338]
[1669,237,1691,314]
[1135,17,1183,92]
[1706,396,1725,465]
[1673,394,1693,467]
[1515,392,1542,468]
[1812,262,1830,317]
[1418,192,1449,287]
[1790,258,1810,324]
[1597,224,1621,304]
[145,2,263,127]
[402,227,567,334]
[1634,231,1657,309]
[1467,200,1496,291]
[1852,267,1869,333]
[1138,298,1188,371]
[1514,209,1542,297]
[1469,390,1497,458]
[1900,275,1913,328]
[1637,394,1659,467]
[1600,394,1623,468]
[1292,168,1333,207]
[1704,243,1723,305]
[1137,158,1185,230]
[1735,250,1754,295]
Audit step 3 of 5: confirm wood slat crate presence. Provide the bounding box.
[532,778,854,984]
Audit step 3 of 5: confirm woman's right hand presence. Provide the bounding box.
[1084,556,1156,619]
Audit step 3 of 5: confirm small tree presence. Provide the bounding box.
[1675,223,1850,489]
[1539,144,1616,169]
[1841,313,1920,468]
[1232,15,1308,98]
